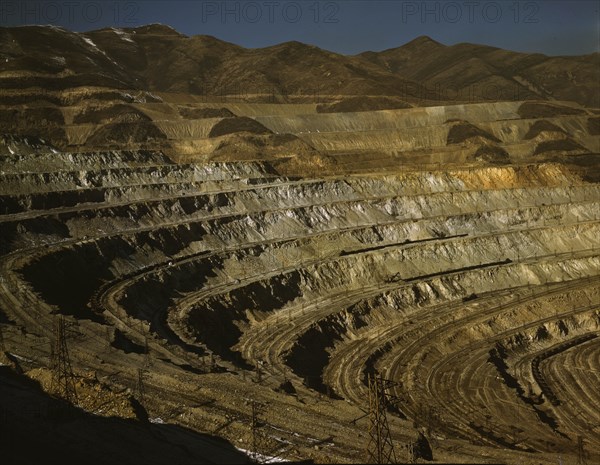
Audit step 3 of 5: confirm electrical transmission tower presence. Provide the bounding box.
[143,332,151,368]
[254,362,263,383]
[0,324,5,352]
[576,435,587,465]
[135,368,146,405]
[250,400,267,463]
[105,326,112,351]
[365,373,397,464]
[50,316,78,404]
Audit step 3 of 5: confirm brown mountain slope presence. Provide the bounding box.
[0,25,597,161]
[2,25,596,107]
[0,25,431,103]
[359,36,599,107]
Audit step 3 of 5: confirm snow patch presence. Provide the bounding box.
[81,36,120,66]
[146,23,178,32]
[145,92,163,102]
[9,353,32,362]
[29,24,68,32]
[112,28,135,43]
[149,417,165,424]
[82,36,98,49]
[47,24,66,31]
[236,448,287,463]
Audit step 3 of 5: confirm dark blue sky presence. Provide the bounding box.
[1,1,598,55]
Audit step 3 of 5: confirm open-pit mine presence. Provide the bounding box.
[0,24,599,464]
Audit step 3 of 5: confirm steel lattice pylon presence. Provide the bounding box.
[577,435,587,465]
[365,374,397,464]
[50,316,78,404]
[250,400,268,464]
[135,367,147,405]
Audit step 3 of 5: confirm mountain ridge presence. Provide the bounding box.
[0,24,597,107]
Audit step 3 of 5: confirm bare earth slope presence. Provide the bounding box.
[1,134,599,464]
[0,25,429,101]
[359,36,600,107]
[1,26,598,106]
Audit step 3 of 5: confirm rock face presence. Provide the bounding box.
[1,24,599,465]
[1,25,597,170]
[1,133,599,464]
